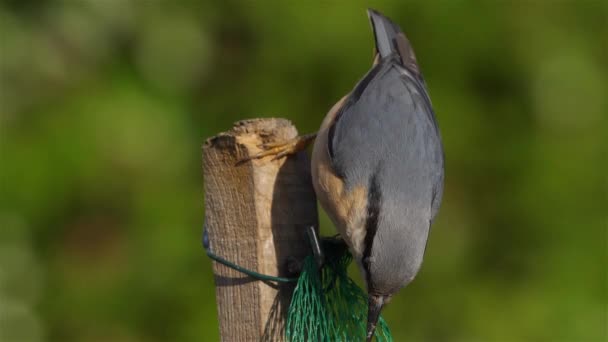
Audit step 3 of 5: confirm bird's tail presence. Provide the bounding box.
[366,294,386,342]
[367,8,421,77]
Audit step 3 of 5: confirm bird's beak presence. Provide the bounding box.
[366,294,386,341]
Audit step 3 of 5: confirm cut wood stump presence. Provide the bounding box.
[202,118,318,341]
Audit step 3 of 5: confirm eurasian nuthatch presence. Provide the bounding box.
[248,9,444,341]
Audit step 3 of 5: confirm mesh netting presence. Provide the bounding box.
[286,242,392,341]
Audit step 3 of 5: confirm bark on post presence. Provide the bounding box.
[202,118,318,341]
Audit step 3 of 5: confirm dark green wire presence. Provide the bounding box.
[204,249,298,283]
[202,222,298,283]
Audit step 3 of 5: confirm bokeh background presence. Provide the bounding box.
[1,0,606,341]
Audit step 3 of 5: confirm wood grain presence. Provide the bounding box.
[203,118,318,341]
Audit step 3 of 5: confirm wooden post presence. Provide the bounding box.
[202,118,318,341]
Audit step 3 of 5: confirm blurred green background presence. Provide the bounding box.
[1,0,606,341]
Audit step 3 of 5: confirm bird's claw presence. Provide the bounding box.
[237,141,296,164]
[237,133,316,165]
[257,141,288,149]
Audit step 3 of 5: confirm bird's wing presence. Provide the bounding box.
[327,61,443,218]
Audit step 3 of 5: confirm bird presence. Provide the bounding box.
[245,9,444,341]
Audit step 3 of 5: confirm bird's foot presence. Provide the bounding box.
[238,133,317,164]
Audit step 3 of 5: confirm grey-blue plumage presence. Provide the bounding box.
[323,9,444,340]
[330,60,443,293]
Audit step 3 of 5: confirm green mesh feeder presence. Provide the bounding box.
[203,224,392,341]
[286,239,392,341]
